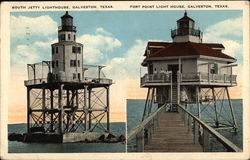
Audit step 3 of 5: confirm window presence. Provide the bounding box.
[210,64,218,74]
[70,60,77,67]
[72,46,81,53]
[60,34,65,41]
[74,35,76,41]
[78,73,81,79]
[56,47,58,54]
[78,60,80,67]
[52,61,55,68]
[73,73,76,79]
[52,47,54,54]
[56,60,58,67]
[68,34,71,41]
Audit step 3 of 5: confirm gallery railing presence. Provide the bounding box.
[58,26,76,32]
[24,77,112,86]
[171,28,202,38]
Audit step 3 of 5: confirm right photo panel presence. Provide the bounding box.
[127,10,243,152]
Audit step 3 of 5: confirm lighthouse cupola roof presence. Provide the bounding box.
[59,11,76,32]
[177,11,195,23]
[61,11,73,19]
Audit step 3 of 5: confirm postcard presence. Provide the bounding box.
[0,1,249,160]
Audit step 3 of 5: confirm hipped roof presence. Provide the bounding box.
[146,42,235,61]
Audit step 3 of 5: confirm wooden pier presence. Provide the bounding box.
[144,112,202,152]
[127,105,242,152]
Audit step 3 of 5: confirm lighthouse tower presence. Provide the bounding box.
[141,11,238,131]
[171,11,202,43]
[52,11,83,81]
[24,12,113,142]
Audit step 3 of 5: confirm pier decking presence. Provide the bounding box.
[144,112,202,152]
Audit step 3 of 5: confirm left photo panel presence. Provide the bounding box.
[8,11,126,153]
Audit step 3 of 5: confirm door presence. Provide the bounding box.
[168,65,179,82]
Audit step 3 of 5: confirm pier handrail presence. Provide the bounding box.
[127,106,165,141]
[178,105,242,152]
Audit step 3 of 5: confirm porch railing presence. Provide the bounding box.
[140,73,171,86]
[141,72,237,86]
[181,72,237,84]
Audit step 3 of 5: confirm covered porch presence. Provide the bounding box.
[140,72,237,87]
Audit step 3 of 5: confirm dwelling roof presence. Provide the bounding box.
[202,43,225,49]
[146,42,235,61]
[147,41,172,47]
[143,42,172,56]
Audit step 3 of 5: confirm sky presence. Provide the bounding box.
[9,10,243,123]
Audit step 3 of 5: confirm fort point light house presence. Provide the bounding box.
[141,11,238,131]
[24,12,114,143]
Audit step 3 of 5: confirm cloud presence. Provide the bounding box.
[78,28,122,64]
[223,40,242,58]
[96,27,112,36]
[11,38,57,68]
[203,17,242,42]
[83,47,103,64]
[79,30,121,52]
[11,15,58,38]
[203,17,243,98]
[100,40,148,118]
[104,39,147,80]
[12,44,41,66]
[203,17,243,59]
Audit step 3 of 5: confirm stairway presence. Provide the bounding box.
[171,83,178,111]
[144,112,202,152]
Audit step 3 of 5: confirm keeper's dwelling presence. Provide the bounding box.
[141,11,237,110]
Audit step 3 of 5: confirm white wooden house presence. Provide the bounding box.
[141,12,237,112]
